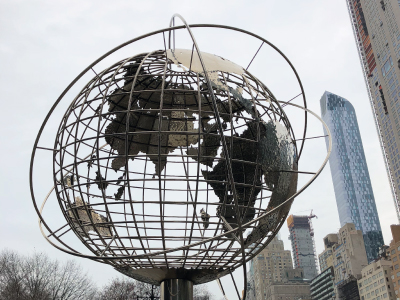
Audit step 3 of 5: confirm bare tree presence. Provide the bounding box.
[194,284,214,300]
[97,277,160,299]
[135,280,160,298]
[0,250,96,300]
[96,277,136,300]
[97,277,214,299]
[0,251,29,300]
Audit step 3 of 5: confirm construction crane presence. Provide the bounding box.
[307,210,320,272]
[308,210,317,236]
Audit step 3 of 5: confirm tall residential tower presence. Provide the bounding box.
[321,91,384,262]
[346,0,400,221]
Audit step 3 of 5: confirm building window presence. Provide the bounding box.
[382,57,394,76]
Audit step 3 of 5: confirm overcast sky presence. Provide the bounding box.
[1,0,399,299]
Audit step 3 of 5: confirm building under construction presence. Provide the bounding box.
[287,214,318,280]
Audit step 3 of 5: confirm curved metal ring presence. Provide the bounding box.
[30,22,321,299]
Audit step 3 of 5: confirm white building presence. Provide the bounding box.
[358,259,395,300]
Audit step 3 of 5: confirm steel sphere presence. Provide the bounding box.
[30,21,332,292]
[52,48,297,284]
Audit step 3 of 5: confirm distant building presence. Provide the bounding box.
[252,236,294,300]
[310,266,335,300]
[319,234,339,273]
[333,223,368,296]
[245,261,256,300]
[265,281,311,300]
[388,225,400,297]
[321,91,384,262]
[287,214,318,279]
[319,248,333,274]
[283,268,307,283]
[265,268,311,300]
[358,258,395,300]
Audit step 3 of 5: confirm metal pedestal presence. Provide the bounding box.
[160,279,193,300]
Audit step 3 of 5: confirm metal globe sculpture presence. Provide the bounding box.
[30,15,331,299]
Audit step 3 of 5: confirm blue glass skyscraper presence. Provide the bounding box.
[320,91,384,263]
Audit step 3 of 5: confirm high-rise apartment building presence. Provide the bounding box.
[333,223,368,288]
[315,223,370,299]
[346,0,400,221]
[388,225,400,296]
[252,236,294,300]
[358,258,396,300]
[319,234,339,273]
[310,267,335,300]
[321,91,384,262]
[287,215,318,280]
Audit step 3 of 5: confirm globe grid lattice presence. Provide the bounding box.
[53,49,298,284]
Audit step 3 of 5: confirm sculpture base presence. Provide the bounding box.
[160,279,193,300]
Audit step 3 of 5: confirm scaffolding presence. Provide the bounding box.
[287,212,319,276]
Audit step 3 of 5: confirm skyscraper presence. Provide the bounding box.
[320,91,384,262]
[250,235,311,300]
[287,215,318,279]
[334,224,369,299]
[252,236,294,300]
[346,0,400,221]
